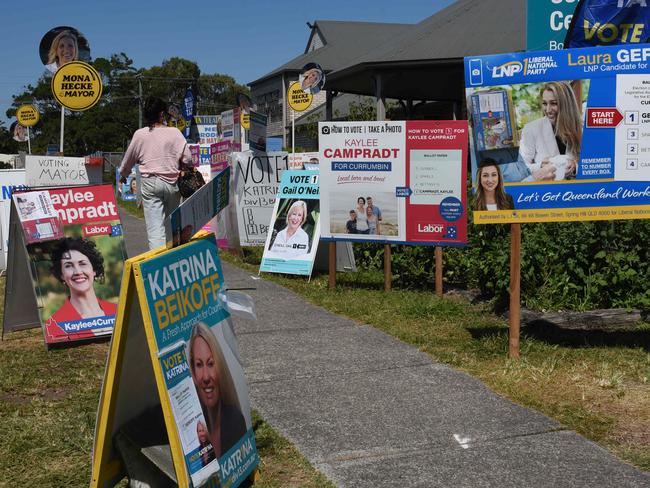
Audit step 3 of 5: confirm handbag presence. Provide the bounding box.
[178,166,205,198]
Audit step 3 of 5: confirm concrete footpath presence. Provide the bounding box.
[121,212,649,488]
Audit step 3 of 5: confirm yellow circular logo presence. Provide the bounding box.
[16,105,40,127]
[241,113,250,129]
[287,81,313,112]
[51,61,103,111]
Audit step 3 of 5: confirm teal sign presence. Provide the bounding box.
[527,0,579,51]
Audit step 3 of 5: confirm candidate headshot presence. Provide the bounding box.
[39,26,91,74]
[10,121,28,143]
[300,63,325,95]
[188,322,246,458]
[45,237,118,336]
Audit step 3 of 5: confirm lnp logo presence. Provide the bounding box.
[492,61,523,78]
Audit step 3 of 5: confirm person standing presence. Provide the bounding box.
[119,97,191,249]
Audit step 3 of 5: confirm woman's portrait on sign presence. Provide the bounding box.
[39,26,91,74]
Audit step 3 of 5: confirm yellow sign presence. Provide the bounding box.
[241,112,250,129]
[287,81,313,112]
[51,61,103,111]
[16,105,39,127]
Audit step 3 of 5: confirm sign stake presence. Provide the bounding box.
[59,107,65,154]
[328,242,336,290]
[384,244,392,292]
[435,246,443,297]
[509,223,521,359]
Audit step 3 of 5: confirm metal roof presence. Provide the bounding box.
[248,20,412,86]
[326,0,526,100]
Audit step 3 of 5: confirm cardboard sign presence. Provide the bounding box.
[465,43,650,224]
[0,170,27,268]
[51,61,103,111]
[165,167,230,247]
[288,152,320,170]
[526,0,577,51]
[116,167,137,201]
[233,151,289,246]
[260,170,321,275]
[248,112,268,152]
[91,235,259,488]
[26,155,89,187]
[5,184,125,345]
[319,120,468,246]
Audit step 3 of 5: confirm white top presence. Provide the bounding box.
[269,226,309,259]
[486,203,498,211]
[519,117,576,175]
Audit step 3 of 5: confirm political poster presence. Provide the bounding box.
[137,236,259,487]
[189,144,212,166]
[194,115,220,145]
[165,167,230,247]
[464,43,650,224]
[319,120,468,246]
[565,0,650,48]
[220,109,241,144]
[527,0,578,51]
[288,152,320,170]
[116,166,137,201]
[0,170,27,269]
[248,111,268,152]
[12,184,125,345]
[233,151,289,246]
[26,155,89,187]
[260,170,320,275]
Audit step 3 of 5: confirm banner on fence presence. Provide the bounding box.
[464,43,650,224]
[318,120,468,245]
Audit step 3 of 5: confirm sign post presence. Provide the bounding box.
[16,104,40,155]
[286,81,314,154]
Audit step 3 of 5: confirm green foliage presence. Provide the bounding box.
[5,54,249,156]
[355,218,650,312]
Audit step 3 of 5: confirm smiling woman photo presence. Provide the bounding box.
[45,30,78,73]
[188,322,246,458]
[472,158,514,211]
[45,237,117,337]
[268,200,310,258]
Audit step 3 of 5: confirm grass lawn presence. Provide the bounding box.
[0,282,333,487]
[225,248,650,473]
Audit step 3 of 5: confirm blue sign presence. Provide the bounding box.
[464,43,650,224]
[566,0,650,48]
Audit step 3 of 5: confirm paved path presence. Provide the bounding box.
[121,212,650,488]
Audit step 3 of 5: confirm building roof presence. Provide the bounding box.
[248,20,412,86]
[326,0,526,100]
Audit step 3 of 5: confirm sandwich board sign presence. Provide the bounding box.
[2,184,125,346]
[91,233,259,487]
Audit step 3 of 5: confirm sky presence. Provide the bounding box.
[0,0,455,125]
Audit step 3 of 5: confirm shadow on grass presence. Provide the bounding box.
[467,323,650,351]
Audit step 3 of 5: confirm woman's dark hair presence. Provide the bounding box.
[144,97,168,128]
[473,158,512,211]
[51,237,105,283]
[357,196,366,205]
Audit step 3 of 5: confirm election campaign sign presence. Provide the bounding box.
[319,120,468,246]
[0,170,27,270]
[465,43,650,224]
[16,104,40,127]
[6,184,125,345]
[26,155,89,187]
[51,61,103,111]
[233,151,289,246]
[91,234,259,488]
[260,170,320,275]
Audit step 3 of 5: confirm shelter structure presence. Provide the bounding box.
[249,20,411,148]
[324,0,525,120]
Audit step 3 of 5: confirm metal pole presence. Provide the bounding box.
[292,108,295,154]
[59,106,65,154]
[27,126,31,155]
[138,75,143,129]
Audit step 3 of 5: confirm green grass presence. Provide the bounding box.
[0,278,333,488]
[224,248,650,472]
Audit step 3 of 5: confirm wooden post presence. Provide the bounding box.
[509,223,521,358]
[328,241,336,290]
[384,244,391,292]
[435,246,443,297]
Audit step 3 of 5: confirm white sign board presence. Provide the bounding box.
[25,155,89,187]
[233,151,289,246]
[0,169,27,269]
